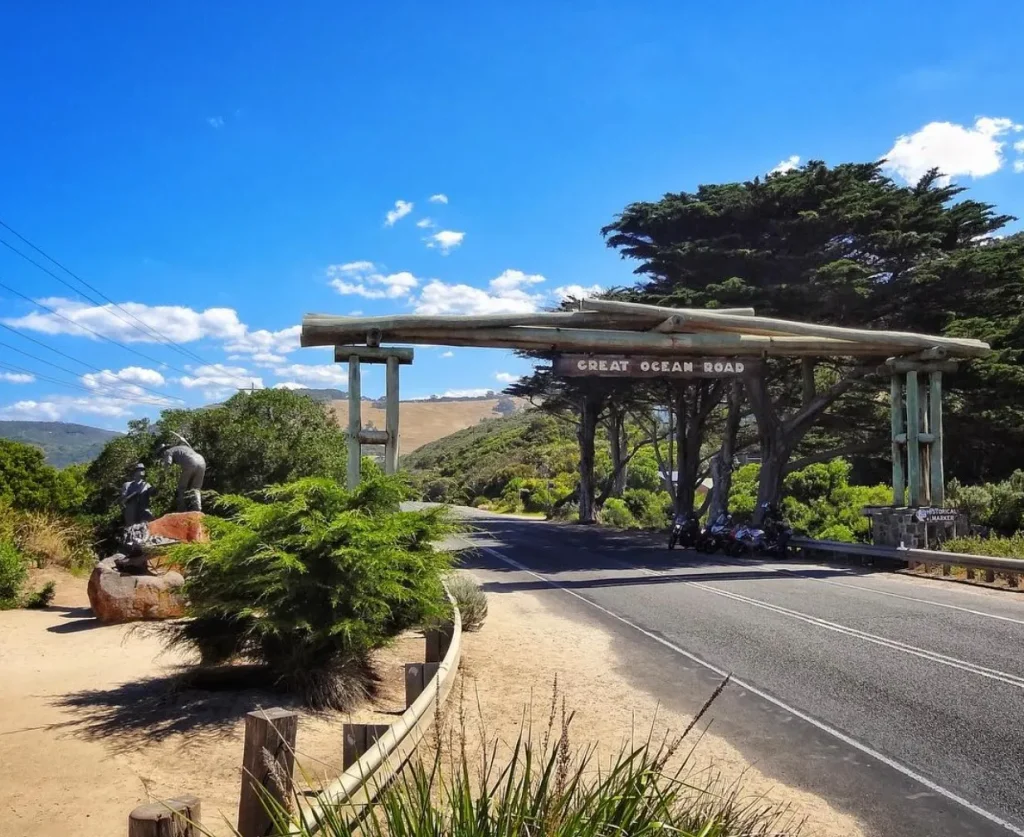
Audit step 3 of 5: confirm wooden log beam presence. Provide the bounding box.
[580,299,991,357]
[879,360,960,375]
[333,346,414,364]
[323,326,920,357]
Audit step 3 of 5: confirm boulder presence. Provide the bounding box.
[87,557,186,624]
[148,511,209,543]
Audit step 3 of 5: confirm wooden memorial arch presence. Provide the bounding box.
[300,299,990,505]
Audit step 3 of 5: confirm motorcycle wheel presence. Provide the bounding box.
[668,532,676,550]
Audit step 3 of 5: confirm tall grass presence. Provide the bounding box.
[446,574,488,632]
[188,680,802,837]
[15,511,95,571]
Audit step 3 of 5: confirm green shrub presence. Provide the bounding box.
[158,475,459,709]
[942,534,1024,558]
[0,540,27,609]
[24,581,57,609]
[600,498,637,529]
[551,501,579,522]
[469,496,490,509]
[623,488,672,528]
[625,448,663,491]
[446,574,488,631]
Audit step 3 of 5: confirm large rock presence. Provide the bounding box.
[87,557,186,624]
[148,512,209,544]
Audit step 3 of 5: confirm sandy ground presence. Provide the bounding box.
[0,568,861,837]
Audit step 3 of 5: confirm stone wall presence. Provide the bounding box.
[864,506,969,549]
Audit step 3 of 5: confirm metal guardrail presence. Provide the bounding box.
[789,536,1024,582]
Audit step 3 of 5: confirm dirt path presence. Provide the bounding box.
[0,569,861,836]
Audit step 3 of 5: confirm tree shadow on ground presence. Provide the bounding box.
[52,665,309,754]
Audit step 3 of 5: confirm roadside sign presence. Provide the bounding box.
[553,354,760,378]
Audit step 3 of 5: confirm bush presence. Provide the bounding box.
[599,498,637,529]
[0,540,27,609]
[159,476,458,709]
[551,501,579,522]
[24,581,57,609]
[15,512,94,571]
[446,574,488,631]
[469,496,490,509]
[942,534,1024,558]
[623,488,673,528]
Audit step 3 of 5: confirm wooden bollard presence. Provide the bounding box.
[404,662,440,708]
[236,708,298,837]
[985,568,996,583]
[942,563,951,576]
[128,795,201,836]
[343,723,391,770]
[425,623,454,663]
[966,568,975,580]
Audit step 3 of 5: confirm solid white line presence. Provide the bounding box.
[480,546,1024,836]
[685,581,1024,689]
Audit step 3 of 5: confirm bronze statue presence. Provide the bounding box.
[159,432,206,512]
[120,463,155,526]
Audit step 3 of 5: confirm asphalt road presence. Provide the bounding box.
[451,508,1024,837]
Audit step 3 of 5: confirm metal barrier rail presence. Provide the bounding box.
[789,536,1024,583]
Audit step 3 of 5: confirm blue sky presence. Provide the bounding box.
[2,0,1023,429]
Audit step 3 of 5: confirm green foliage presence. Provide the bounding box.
[446,574,488,632]
[85,390,348,541]
[159,475,458,709]
[404,411,580,504]
[623,488,673,528]
[246,687,801,837]
[943,534,1024,559]
[0,539,27,609]
[24,581,57,609]
[625,447,662,491]
[948,471,1024,534]
[599,498,637,529]
[0,439,60,512]
[729,459,889,542]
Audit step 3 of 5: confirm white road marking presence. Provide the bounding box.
[480,546,1024,836]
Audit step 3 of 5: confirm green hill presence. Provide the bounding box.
[0,421,122,468]
[402,410,579,503]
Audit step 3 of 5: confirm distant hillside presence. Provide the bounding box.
[329,396,526,454]
[402,409,577,499]
[289,388,347,403]
[0,421,121,467]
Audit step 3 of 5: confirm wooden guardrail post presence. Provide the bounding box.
[128,795,201,836]
[985,568,996,583]
[237,708,298,837]
[425,624,454,663]
[404,662,440,707]
[1008,573,1019,588]
[343,723,391,769]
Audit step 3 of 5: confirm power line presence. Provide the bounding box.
[0,336,184,404]
[0,219,211,365]
[0,275,199,376]
[0,359,176,408]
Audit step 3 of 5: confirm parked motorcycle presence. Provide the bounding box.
[761,503,792,558]
[695,511,733,553]
[667,511,701,550]
[725,504,792,558]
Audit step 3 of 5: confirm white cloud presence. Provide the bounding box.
[4,298,248,344]
[270,363,348,387]
[0,393,165,422]
[273,381,308,390]
[416,218,435,228]
[415,268,548,316]
[207,116,224,129]
[490,269,546,293]
[0,372,35,384]
[1016,140,1024,153]
[495,372,518,384]
[225,325,301,357]
[251,352,287,365]
[385,200,414,226]
[429,194,449,204]
[1015,160,1024,174]
[441,351,454,358]
[769,155,800,174]
[179,364,263,397]
[409,388,492,400]
[553,284,603,302]
[327,262,420,299]
[883,116,1023,184]
[426,230,465,254]
[80,366,174,402]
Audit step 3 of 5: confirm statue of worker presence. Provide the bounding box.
[159,432,207,513]
[120,463,155,527]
